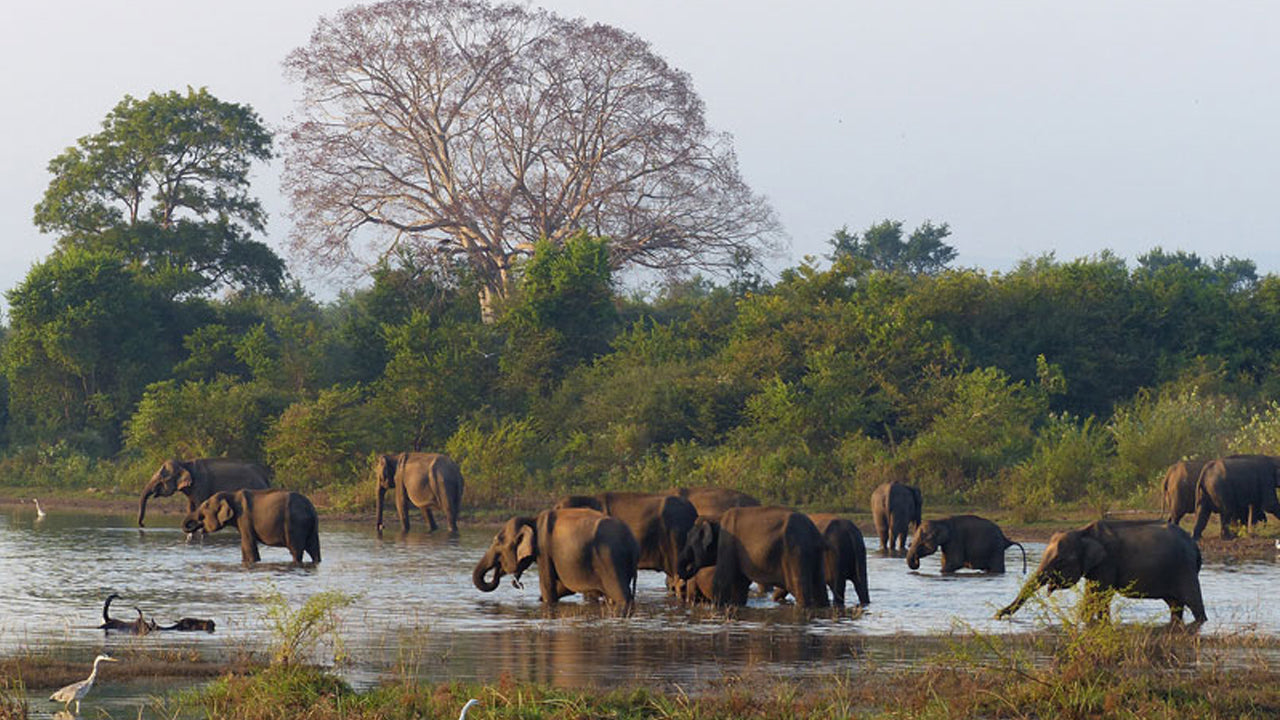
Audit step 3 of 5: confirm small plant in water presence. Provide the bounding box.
[261,585,358,666]
[0,678,26,720]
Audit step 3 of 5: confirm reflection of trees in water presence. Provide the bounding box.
[477,621,868,688]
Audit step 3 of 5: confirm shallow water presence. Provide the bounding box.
[4,506,1280,718]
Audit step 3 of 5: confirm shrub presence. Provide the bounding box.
[1002,414,1112,520]
[1230,402,1280,456]
[261,586,357,666]
[446,415,546,507]
[263,386,377,489]
[124,376,287,465]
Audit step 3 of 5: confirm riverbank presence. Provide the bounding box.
[77,627,1280,719]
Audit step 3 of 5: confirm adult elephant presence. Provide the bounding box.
[676,506,829,609]
[1161,460,1208,526]
[472,508,639,613]
[870,481,922,552]
[1192,455,1280,540]
[996,520,1205,624]
[773,514,870,607]
[905,515,1026,574]
[554,492,697,581]
[137,458,271,527]
[375,452,464,534]
[666,487,760,522]
[183,489,320,565]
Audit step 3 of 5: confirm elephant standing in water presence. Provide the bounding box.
[906,515,1026,574]
[996,520,1205,624]
[677,506,829,609]
[769,514,870,607]
[1192,455,1280,540]
[137,458,271,527]
[375,452,464,534]
[554,492,697,583]
[472,508,639,613]
[184,489,321,565]
[870,481,922,552]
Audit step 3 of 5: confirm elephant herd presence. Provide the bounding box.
[135,451,1231,626]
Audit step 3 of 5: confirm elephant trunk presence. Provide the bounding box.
[472,552,502,593]
[138,488,155,527]
[906,548,921,570]
[996,573,1043,619]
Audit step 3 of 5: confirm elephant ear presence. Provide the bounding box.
[377,455,396,487]
[910,487,923,523]
[515,523,537,565]
[1080,536,1107,576]
[215,497,236,525]
[174,462,194,491]
[932,521,950,546]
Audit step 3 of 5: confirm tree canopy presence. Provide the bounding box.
[283,0,781,313]
[35,87,284,298]
[829,219,957,276]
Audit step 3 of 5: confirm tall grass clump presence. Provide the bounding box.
[1001,414,1111,521]
[261,586,357,666]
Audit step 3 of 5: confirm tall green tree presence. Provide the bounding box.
[35,87,284,298]
[829,220,957,276]
[4,249,169,447]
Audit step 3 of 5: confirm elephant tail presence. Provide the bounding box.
[1008,540,1028,574]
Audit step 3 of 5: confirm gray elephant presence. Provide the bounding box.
[138,458,271,527]
[772,513,870,607]
[375,452,464,534]
[1192,455,1280,540]
[554,492,697,582]
[666,487,760,521]
[996,519,1205,624]
[870,481,922,552]
[183,489,321,565]
[472,508,639,613]
[676,506,829,609]
[905,515,1026,574]
[1161,459,1208,526]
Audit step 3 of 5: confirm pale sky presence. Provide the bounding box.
[3,1,1278,310]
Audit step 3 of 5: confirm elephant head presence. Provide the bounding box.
[138,459,192,527]
[997,526,1107,618]
[472,516,538,592]
[373,454,400,532]
[184,492,238,536]
[677,519,718,580]
[906,519,949,570]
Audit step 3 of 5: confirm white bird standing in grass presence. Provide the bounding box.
[49,653,116,713]
[32,498,46,519]
[459,698,481,719]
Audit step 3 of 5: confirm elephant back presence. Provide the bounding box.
[190,459,272,492]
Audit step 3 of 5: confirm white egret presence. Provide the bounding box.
[459,698,481,719]
[32,498,46,519]
[49,653,117,713]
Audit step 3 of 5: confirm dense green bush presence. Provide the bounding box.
[124,376,287,465]
[264,386,377,489]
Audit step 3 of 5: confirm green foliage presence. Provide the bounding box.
[446,415,545,507]
[1230,402,1280,456]
[264,386,377,489]
[1003,415,1112,520]
[36,87,281,298]
[260,586,357,666]
[124,377,286,464]
[1106,386,1243,501]
[829,219,956,275]
[3,248,170,447]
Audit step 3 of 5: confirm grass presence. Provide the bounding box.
[146,624,1280,720]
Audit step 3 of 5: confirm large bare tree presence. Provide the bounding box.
[283,0,781,313]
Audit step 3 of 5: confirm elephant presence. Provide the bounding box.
[98,594,154,635]
[137,458,271,527]
[1161,459,1208,526]
[996,519,1206,624]
[1192,455,1280,540]
[905,515,1026,574]
[870,481,922,552]
[375,452,464,534]
[184,489,321,565]
[674,565,717,604]
[768,514,870,607]
[666,487,760,521]
[554,492,697,581]
[472,508,640,613]
[676,505,829,609]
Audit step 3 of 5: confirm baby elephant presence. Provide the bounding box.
[185,489,321,565]
[906,515,1026,574]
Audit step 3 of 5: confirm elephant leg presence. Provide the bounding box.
[307,527,322,563]
[241,536,261,565]
[1220,509,1236,540]
[1191,503,1212,541]
[771,586,790,604]
[1166,598,1185,624]
[875,517,888,553]
[422,506,439,533]
[988,549,1006,574]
